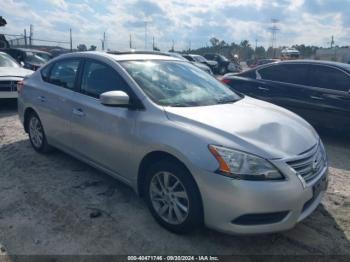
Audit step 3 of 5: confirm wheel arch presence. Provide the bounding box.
[137,150,204,224]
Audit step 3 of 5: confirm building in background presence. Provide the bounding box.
[316,47,350,64]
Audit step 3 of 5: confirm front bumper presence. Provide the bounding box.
[0,91,18,99]
[193,161,328,235]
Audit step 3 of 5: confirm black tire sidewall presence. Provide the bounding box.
[144,160,202,234]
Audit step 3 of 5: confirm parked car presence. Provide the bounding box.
[34,50,53,62]
[0,51,33,99]
[221,60,350,130]
[1,48,48,70]
[204,53,241,74]
[166,52,213,75]
[182,54,218,73]
[18,52,328,235]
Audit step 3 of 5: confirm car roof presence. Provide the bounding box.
[274,59,350,72]
[2,48,51,54]
[56,51,183,62]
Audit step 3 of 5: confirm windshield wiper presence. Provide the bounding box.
[217,98,237,104]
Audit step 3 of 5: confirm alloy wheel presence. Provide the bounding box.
[29,116,43,148]
[149,171,189,225]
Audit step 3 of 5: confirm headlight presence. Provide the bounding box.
[208,145,284,180]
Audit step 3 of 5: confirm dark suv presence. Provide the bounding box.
[221,60,350,130]
[204,53,240,75]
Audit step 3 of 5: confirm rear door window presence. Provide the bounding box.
[258,64,309,85]
[48,59,80,89]
[308,65,350,92]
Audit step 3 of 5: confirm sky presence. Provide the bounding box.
[0,0,350,51]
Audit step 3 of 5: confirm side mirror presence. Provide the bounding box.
[100,91,130,107]
[20,61,25,67]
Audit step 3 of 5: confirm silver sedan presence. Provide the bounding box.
[18,51,328,235]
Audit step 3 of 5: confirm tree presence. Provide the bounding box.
[210,37,220,47]
[255,46,266,58]
[77,44,87,51]
[88,45,97,51]
[153,46,160,51]
[0,16,7,27]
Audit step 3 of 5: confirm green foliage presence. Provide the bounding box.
[77,44,87,51]
[186,37,320,61]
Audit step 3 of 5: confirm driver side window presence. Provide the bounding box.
[81,60,129,98]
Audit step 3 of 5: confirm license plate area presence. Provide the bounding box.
[313,173,328,198]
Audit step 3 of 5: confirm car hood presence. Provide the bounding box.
[0,67,34,78]
[192,62,210,70]
[163,97,318,159]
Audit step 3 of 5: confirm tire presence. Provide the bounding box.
[28,112,52,153]
[219,66,227,75]
[144,160,203,234]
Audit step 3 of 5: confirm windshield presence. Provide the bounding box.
[219,55,228,61]
[35,52,51,62]
[120,60,241,107]
[25,52,46,64]
[0,53,20,68]
[193,55,207,63]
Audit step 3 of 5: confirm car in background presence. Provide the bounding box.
[182,54,218,73]
[50,48,71,58]
[221,60,350,130]
[0,51,33,99]
[248,59,280,68]
[204,53,241,75]
[18,51,328,235]
[167,52,213,75]
[281,48,300,60]
[1,48,48,70]
[34,50,53,62]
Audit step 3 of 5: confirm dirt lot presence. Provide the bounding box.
[0,100,349,257]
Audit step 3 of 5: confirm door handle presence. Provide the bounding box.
[310,96,324,101]
[258,86,270,91]
[37,96,46,102]
[72,108,85,117]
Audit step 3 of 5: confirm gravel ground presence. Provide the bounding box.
[0,100,349,257]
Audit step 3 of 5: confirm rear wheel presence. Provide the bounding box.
[144,160,202,234]
[28,113,51,153]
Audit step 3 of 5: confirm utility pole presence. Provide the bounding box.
[24,29,27,47]
[268,19,280,58]
[101,32,106,51]
[29,24,33,47]
[171,40,174,52]
[152,36,155,50]
[331,35,334,48]
[69,28,72,52]
[129,34,132,49]
[189,40,191,51]
[144,21,148,50]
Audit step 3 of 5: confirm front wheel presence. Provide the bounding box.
[28,113,52,153]
[219,66,227,75]
[144,160,203,234]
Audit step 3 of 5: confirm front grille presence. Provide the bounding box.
[0,81,18,92]
[287,144,326,182]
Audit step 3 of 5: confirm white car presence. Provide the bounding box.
[0,51,33,99]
